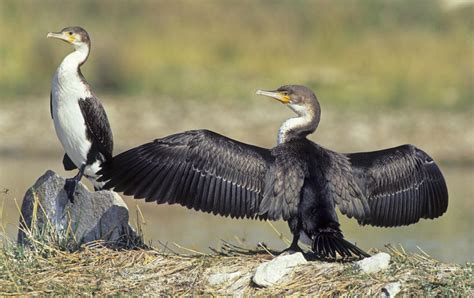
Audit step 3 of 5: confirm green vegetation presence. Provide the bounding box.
[0,0,472,110]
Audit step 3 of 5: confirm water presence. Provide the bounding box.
[0,155,472,264]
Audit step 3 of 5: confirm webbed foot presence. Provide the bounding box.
[279,244,304,256]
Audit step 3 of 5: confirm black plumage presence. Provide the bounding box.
[78,96,114,164]
[99,85,448,260]
[62,153,77,170]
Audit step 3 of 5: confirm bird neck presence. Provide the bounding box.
[277,105,320,144]
[64,43,89,66]
[57,44,89,79]
[55,44,90,94]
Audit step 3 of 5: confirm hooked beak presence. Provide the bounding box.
[256,90,290,104]
[47,31,74,43]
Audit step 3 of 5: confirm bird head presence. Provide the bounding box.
[47,26,90,50]
[256,85,320,117]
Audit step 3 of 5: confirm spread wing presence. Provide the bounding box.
[78,96,113,160]
[321,147,371,221]
[339,144,448,227]
[99,130,281,219]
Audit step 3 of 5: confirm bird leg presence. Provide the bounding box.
[280,217,303,255]
[280,233,303,255]
[64,164,85,203]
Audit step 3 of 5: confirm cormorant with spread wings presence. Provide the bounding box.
[99,85,448,260]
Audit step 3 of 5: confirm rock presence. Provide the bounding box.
[208,271,243,286]
[381,282,402,297]
[356,252,391,274]
[252,253,308,287]
[18,170,140,249]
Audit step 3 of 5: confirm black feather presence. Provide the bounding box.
[78,96,113,162]
[346,144,448,227]
[62,153,77,171]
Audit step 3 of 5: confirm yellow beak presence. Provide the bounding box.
[256,90,290,104]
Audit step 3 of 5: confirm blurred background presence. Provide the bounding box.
[0,0,472,263]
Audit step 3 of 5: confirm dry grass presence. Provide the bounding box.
[0,187,472,295]
[0,235,472,295]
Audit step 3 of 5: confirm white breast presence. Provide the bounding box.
[51,50,92,169]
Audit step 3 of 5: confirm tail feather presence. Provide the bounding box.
[312,229,369,260]
[91,179,106,191]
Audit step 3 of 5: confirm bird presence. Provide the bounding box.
[98,85,448,260]
[48,26,113,201]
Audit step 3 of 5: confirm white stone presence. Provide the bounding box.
[252,253,308,287]
[381,282,402,297]
[208,271,242,286]
[356,252,391,274]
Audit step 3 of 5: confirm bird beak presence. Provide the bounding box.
[47,31,74,43]
[256,90,290,104]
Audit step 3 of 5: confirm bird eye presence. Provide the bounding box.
[68,32,73,36]
[281,91,289,96]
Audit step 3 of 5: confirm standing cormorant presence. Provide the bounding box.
[48,27,113,200]
[98,85,448,260]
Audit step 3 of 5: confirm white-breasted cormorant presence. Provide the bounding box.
[48,26,113,201]
[98,85,448,260]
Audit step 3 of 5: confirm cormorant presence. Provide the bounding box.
[48,27,113,201]
[98,85,448,260]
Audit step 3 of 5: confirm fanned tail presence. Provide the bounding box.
[312,228,369,260]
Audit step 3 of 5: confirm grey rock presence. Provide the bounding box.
[18,170,140,249]
[252,252,308,287]
[208,271,243,286]
[356,252,391,274]
[381,282,402,297]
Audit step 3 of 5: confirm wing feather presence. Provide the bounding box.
[343,144,448,227]
[78,96,113,160]
[99,130,275,219]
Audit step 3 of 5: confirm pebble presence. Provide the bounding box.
[356,252,391,274]
[252,253,308,287]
